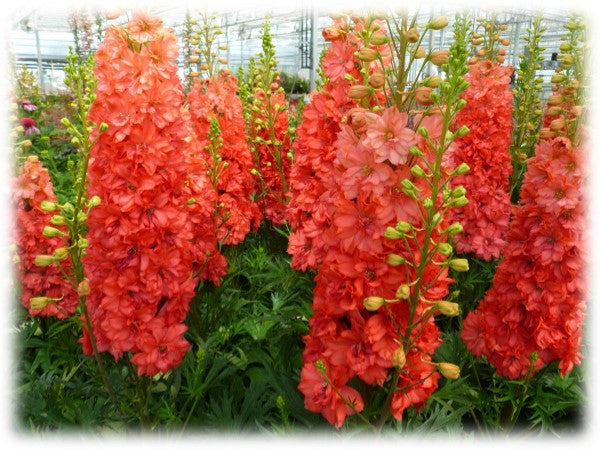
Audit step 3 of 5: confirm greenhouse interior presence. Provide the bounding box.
[5,3,589,438]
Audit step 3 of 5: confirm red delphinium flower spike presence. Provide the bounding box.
[448,60,514,261]
[83,14,214,375]
[289,14,459,427]
[461,136,586,378]
[188,72,261,245]
[13,156,78,319]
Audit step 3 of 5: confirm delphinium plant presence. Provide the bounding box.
[288,11,474,430]
[239,17,292,225]
[509,14,546,201]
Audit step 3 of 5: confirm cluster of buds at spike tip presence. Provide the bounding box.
[538,16,585,143]
[470,16,511,64]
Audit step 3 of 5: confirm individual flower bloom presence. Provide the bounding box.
[362,107,416,165]
[126,11,163,42]
[22,99,38,111]
[130,318,191,376]
[21,117,40,135]
[298,359,364,428]
[322,40,358,83]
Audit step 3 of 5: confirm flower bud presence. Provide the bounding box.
[430,50,449,66]
[539,128,555,140]
[559,42,572,52]
[547,95,563,106]
[551,74,566,84]
[392,347,406,368]
[451,186,466,198]
[30,296,51,310]
[408,146,424,156]
[54,247,69,260]
[446,222,463,236]
[449,258,469,272]
[368,73,386,89]
[357,47,378,62]
[405,27,419,43]
[40,200,57,211]
[428,16,449,30]
[43,226,64,238]
[189,55,200,63]
[77,279,91,296]
[322,26,342,41]
[396,221,413,234]
[348,85,370,99]
[99,122,109,132]
[396,284,411,300]
[438,362,460,379]
[438,242,453,256]
[370,32,388,45]
[550,118,565,131]
[414,46,427,59]
[435,301,460,317]
[60,117,71,127]
[546,106,563,116]
[422,75,441,88]
[401,178,418,193]
[453,162,470,175]
[415,87,433,105]
[456,125,469,137]
[384,227,403,240]
[410,164,427,177]
[387,253,406,266]
[35,254,56,267]
[500,38,510,46]
[453,196,468,207]
[364,296,385,311]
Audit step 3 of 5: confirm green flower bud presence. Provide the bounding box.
[438,242,452,256]
[446,222,463,236]
[35,254,56,267]
[438,362,460,379]
[453,196,468,207]
[43,226,64,238]
[434,301,460,317]
[410,165,427,177]
[449,258,469,272]
[387,253,406,266]
[456,125,469,137]
[40,200,58,211]
[453,162,470,175]
[408,145,424,156]
[53,247,70,260]
[364,296,385,311]
[395,221,412,233]
[396,284,411,300]
[88,195,101,207]
[99,122,109,132]
[384,227,403,240]
[451,186,466,198]
[30,296,51,310]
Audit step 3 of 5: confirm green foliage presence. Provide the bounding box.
[279,71,309,94]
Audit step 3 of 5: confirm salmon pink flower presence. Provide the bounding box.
[362,107,417,165]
